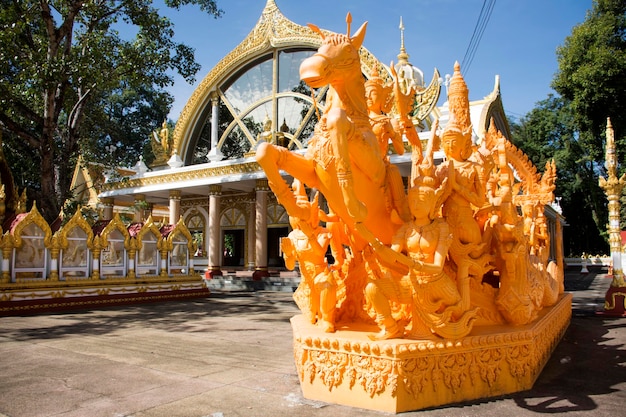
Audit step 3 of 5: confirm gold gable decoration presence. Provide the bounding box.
[173,0,397,158]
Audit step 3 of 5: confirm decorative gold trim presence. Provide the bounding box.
[10,202,53,248]
[0,274,204,292]
[604,290,626,311]
[97,213,131,250]
[413,68,441,123]
[101,162,262,193]
[209,184,222,195]
[134,216,164,251]
[255,179,269,191]
[55,208,95,250]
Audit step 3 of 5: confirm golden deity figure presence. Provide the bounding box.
[365,67,405,157]
[151,120,172,165]
[483,121,562,325]
[436,67,486,251]
[433,63,493,315]
[364,66,412,222]
[365,156,478,340]
[257,115,274,145]
[282,180,337,332]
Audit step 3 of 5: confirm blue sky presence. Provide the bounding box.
[160,0,591,122]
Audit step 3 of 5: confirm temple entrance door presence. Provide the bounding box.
[267,227,288,268]
[223,229,244,267]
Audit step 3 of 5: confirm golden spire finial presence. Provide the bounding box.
[397,16,409,64]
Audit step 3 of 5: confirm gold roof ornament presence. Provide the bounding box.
[392,17,440,125]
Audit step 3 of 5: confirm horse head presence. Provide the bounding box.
[300,14,367,89]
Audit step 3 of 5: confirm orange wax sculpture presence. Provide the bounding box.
[257,13,570,413]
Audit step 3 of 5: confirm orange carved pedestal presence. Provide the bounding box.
[292,293,572,413]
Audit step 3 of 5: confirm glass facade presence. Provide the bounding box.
[190,48,328,163]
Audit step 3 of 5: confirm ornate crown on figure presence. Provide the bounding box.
[364,66,394,114]
[442,62,473,158]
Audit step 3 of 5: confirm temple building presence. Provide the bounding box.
[0,0,564,312]
[80,0,521,275]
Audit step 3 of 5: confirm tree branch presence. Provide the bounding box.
[0,113,41,149]
[0,85,45,127]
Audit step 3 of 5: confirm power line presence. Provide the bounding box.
[461,0,496,75]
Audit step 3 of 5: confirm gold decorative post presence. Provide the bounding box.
[599,117,626,315]
[0,234,13,283]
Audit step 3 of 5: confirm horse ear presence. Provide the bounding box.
[350,21,368,49]
[307,23,325,40]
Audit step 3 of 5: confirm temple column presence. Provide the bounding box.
[101,197,114,221]
[207,91,224,162]
[247,199,256,270]
[169,190,181,224]
[207,185,223,278]
[253,180,270,280]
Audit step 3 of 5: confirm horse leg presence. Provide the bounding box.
[326,108,368,222]
[256,142,318,219]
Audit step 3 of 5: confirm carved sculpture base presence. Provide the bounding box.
[292,293,572,413]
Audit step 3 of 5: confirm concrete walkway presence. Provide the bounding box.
[0,268,624,416]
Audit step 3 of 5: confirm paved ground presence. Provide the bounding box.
[0,267,624,417]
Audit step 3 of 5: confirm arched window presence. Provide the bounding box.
[60,227,90,279]
[101,229,127,277]
[137,229,160,276]
[12,223,48,281]
[188,49,328,163]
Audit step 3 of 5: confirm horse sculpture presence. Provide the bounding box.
[256,15,399,247]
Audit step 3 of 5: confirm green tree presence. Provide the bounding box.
[552,0,626,169]
[510,95,608,255]
[550,0,626,254]
[0,0,222,222]
[80,85,174,169]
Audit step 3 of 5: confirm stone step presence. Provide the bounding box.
[203,275,300,293]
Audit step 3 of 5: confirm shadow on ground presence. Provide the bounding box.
[508,266,625,413]
[2,292,298,342]
[512,316,626,413]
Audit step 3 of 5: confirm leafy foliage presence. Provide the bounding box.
[510,96,608,255]
[0,0,222,222]
[548,0,626,254]
[553,0,626,167]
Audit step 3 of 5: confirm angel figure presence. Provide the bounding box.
[282,180,337,333]
[365,164,477,340]
[364,65,417,222]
